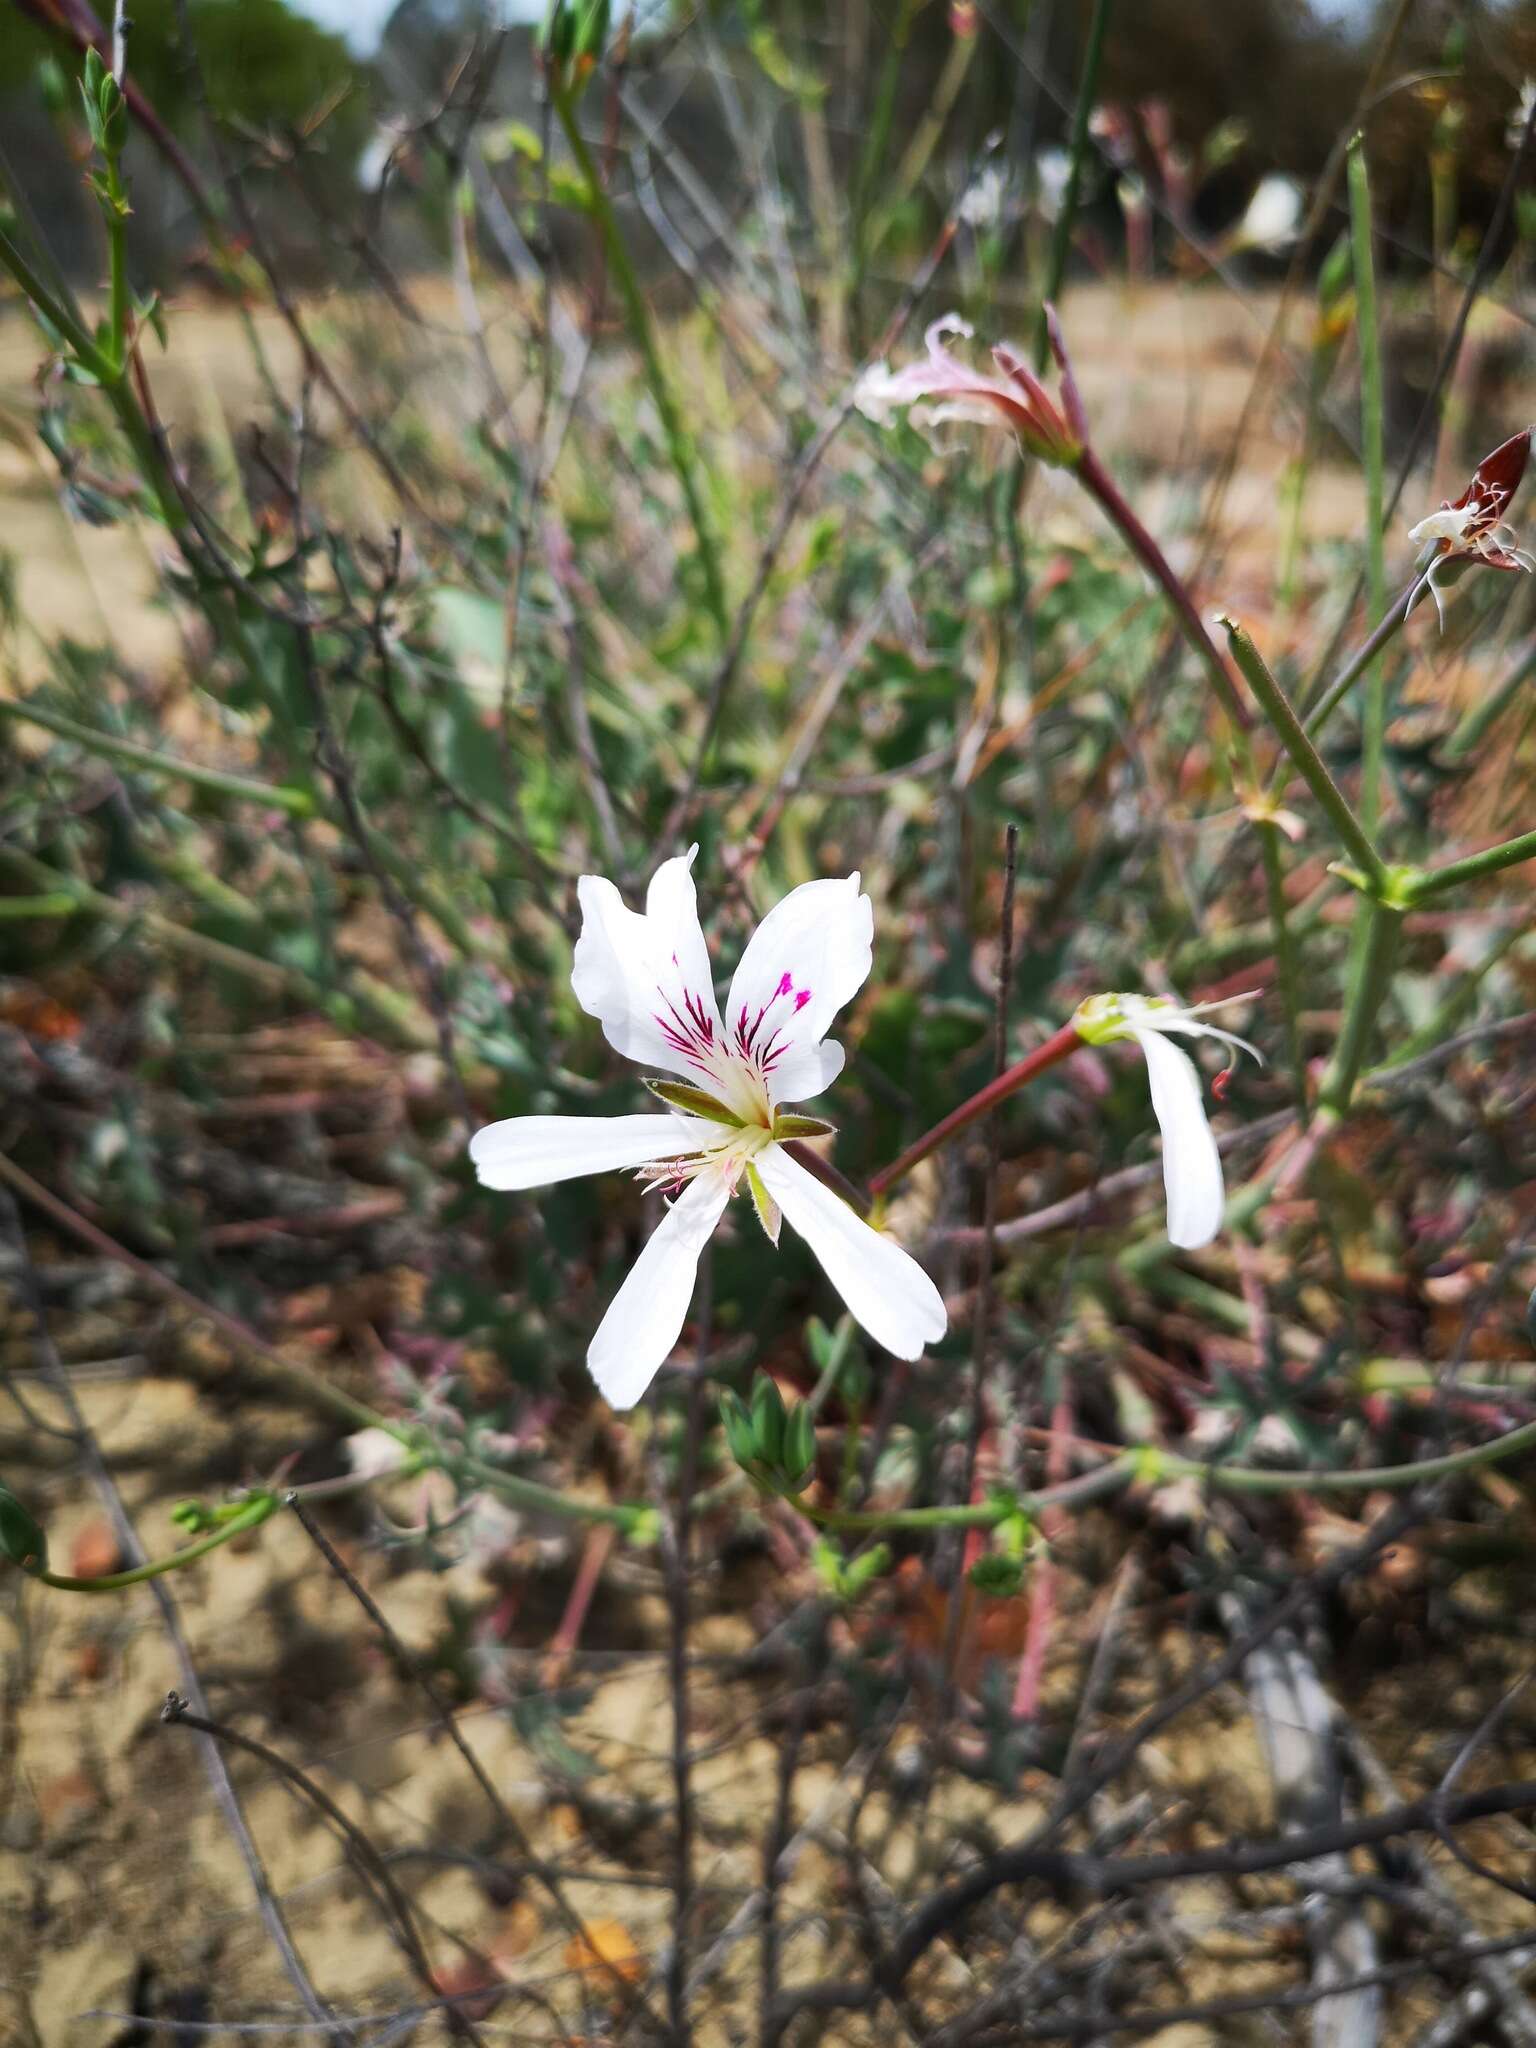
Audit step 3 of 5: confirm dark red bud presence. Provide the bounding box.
[1451,426,1531,516]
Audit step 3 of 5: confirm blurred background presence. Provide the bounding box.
[3,2,1536,2043]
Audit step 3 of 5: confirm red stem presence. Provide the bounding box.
[868,1023,1084,1200]
[1074,446,1251,734]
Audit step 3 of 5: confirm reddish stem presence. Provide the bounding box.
[1074,446,1252,734]
[868,1023,1084,1200]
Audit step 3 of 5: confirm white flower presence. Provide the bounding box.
[958,165,1007,229]
[1509,79,1535,154]
[470,849,947,1410]
[344,1427,412,1481]
[1235,174,1303,252]
[1035,147,1072,220]
[1074,992,1262,1250]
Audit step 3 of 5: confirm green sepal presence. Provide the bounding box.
[0,1484,47,1572]
[750,1373,787,1466]
[719,1390,758,1471]
[771,1112,836,1140]
[645,1078,744,1127]
[781,1400,816,1491]
[745,1160,781,1246]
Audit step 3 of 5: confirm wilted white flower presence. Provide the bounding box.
[470,850,946,1410]
[1407,428,1534,627]
[1074,992,1262,1250]
[854,312,1086,466]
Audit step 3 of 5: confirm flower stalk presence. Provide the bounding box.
[1318,897,1403,1117]
[867,1022,1083,1200]
[1402,829,1536,903]
[1219,616,1388,891]
[1347,134,1388,837]
[26,1491,280,1593]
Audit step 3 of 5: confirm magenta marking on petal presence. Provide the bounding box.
[794,988,812,1011]
[776,971,793,996]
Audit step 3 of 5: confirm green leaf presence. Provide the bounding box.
[0,1484,47,1572]
[646,1079,743,1126]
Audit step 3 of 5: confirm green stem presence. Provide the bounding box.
[0,697,316,814]
[456,1452,654,1536]
[1406,829,1536,903]
[553,90,727,639]
[1257,822,1306,1112]
[789,1406,1536,1535]
[30,1492,279,1592]
[1347,134,1388,837]
[1319,899,1402,1115]
[0,220,109,373]
[104,152,130,373]
[1300,576,1418,741]
[1033,0,1114,369]
[0,892,80,920]
[1219,616,1387,888]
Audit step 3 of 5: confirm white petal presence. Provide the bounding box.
[570,848,726,1080]
[724,875,873,1105]
[470,1113,700,1191]
[766,1037,845,1106]
[587,1171,730,1409]
[1136,1027,1224,1250]
[755,1145,946,1359]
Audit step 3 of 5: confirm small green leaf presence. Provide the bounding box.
[0,1484,47,1572]
[771,1112,836,1140]
[645,1079,744,1126]
[969,1553,1026,1598]
[842,1543,893,1599]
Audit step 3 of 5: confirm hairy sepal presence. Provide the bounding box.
[645,1078,744,1126]
[746,1160,782,1245]
[771,1112,836,1140]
